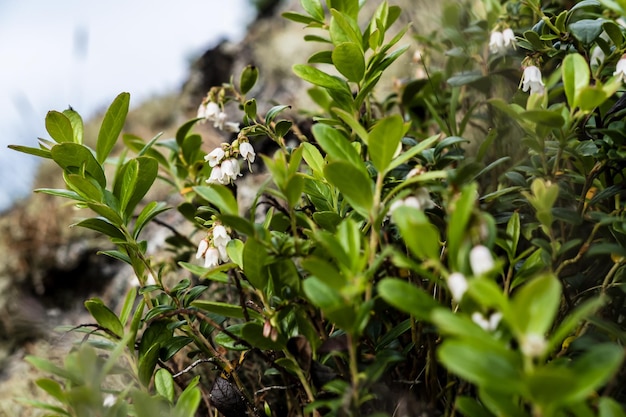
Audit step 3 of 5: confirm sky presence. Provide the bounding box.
[0,0,252,211]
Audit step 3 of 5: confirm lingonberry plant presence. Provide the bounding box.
[10,0,626,416]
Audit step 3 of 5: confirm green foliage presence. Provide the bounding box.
[11,0,626,416]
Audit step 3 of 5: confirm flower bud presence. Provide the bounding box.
[469,245,494,276]
[447,272,468,302]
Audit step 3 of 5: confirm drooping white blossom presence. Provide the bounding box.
[203,246,220,268]
[213,112,228,130]
[220,158,241,183]
[502,28,516,49]
[207,165,227,185]
[205,147,226,167]
[489,31,505,54]
[469,245,494,276]
[212,224,231,262]
[521,65,545,95]
[448,272,468,302]
[239,141,256,163]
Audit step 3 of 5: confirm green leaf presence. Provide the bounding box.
[64,173,104,202]
[438,339,524,394]
[155,368,175,403]
[265,104,291,124]
[577,86,609,112]
[119,286,137,326]
[244,98,257,120]
[293,64,351,94]
[282,11,323,25]
[392,206,440,260]
[84,298,124,337]
[311,123,363,168]
[72,217,125,240]
[303,277,355,329]
[116,156,158,218]
[50,142,106,187]
[301,0,325,21]
[174,381,201,417]
[332,42,365,82]
[302,142,326,177]
[562,53,590,109]
[138,344,160,387]
[134,201,170,239]
[63,107,84,144]
[194,184,238,216]
[378,278,440,320]
[96,92,130,164]
[569,18,604,46]
[510,273,561,336]
[324,160,373,218]
[239,64,259,95]
[7,144,52,159]
[567,343,624,403]
[520,110,565,128]
[447,183,477,271]
[191,300,245,318]
[368,114,404,173]
[329,8,361,45]
[175,117,202,147]
[45,110,74,143]
[243,238,269,288]
[599,397,626,417]
[35,378,65,403]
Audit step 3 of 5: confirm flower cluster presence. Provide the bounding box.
[489,28,516,55]
[205,139,256,185]
[196,224,232,269]
[520,65,545,95]
[197,98,240,132]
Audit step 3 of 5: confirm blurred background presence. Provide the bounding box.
[0,0,255,211]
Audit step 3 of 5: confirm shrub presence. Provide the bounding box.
[10,0,626,416]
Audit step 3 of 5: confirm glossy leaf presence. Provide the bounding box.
[194,184,238,216]
[293,64,351,94]
[510,273,561,336]
[96,92,130,163]
[155,368,175,403]
[45,110,74,143]
[324,160,373,218]
[438,339,524,394]
[312,123,363,168]
[243,237,269,288]
[72,217,125,240]
[562,53,590,109]
[191,300,245,319]
[378,278,440,320]
[84,298,124,338]
[368,114,404,173]
[239,64,259,95]
[392,206,440,260]
[51,143,106,187]
[332,42,365,82]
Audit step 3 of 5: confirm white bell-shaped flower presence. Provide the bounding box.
[205,147,226,167]
[521,65,545,95]
[239,142,256,163]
